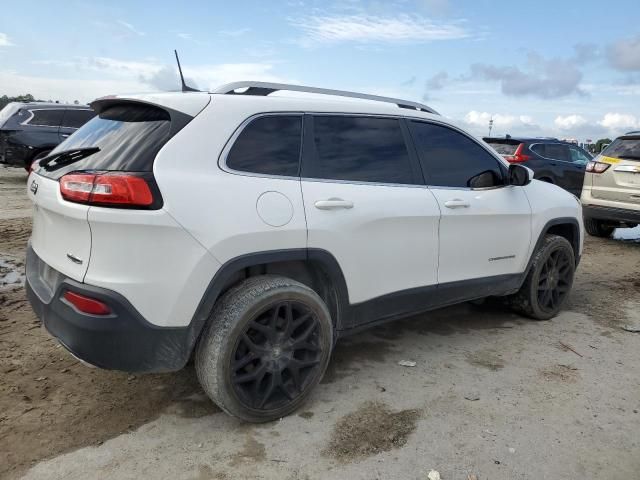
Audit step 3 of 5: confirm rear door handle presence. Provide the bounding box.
[314,198,354,210]
[61,134,70,138]
[444,199,470,209]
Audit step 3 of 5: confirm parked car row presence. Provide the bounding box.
[483,136,592,197]
[0,102,95,170]
[484,133,639,238]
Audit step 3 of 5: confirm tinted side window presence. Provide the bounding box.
[409,121,504,188]
[544,143,569,161]
[227,116,302,177]
[62,109,96,129]
[307,116,416,184]
[530,144,546,157]
[28,109,64,127]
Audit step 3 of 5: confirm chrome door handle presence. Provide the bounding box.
[61,134,70,138]
[444,199,470,209]
[314,198,354,210]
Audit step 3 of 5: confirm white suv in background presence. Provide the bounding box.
[25,82,583,422]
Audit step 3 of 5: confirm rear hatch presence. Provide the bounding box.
[591,135,640,206]
[27,99,197,281]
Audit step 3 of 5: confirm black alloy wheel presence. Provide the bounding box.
[536,247,573,314]
[231,300,322,411]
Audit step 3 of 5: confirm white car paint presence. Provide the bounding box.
[26,88,583,329]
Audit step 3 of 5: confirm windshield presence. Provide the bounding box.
[602,137,640,161]
[41,103,171,179]
[0,103,22,127]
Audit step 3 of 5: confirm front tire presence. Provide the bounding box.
[584,217,615,238]
[196,275,333,422]
[508,235,575,320]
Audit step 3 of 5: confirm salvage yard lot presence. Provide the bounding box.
[1,165,639,480]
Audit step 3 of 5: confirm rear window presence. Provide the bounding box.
[484,140,519,156]
[304,116,417,185]
[602,137,640,161]
[28,109,64,127]
[62,109,96,129]
[41,104,171,179]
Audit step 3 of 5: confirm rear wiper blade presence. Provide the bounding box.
[40,147,100,171]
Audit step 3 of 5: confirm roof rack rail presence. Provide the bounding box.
[212,81,439,115]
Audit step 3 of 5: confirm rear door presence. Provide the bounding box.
[409,120,531,284]
[300,115,440,317]
[592,136,640,206]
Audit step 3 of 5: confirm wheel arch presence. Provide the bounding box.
[186,249,349,354]
[528,218,581,272]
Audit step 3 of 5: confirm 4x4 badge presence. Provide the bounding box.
[30,180,38,195]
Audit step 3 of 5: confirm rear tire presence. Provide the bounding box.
[507,235,575,320]
[584,217,615,238]
[196,275,333,422]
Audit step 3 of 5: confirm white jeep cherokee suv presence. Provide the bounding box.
[25,82,583,422]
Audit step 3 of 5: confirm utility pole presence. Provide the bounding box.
[488,116,494,137]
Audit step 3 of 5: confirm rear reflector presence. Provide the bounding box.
[504,143,531,163]
[60,173,154,207]
[586,161,611,174]
[63,291,112,315]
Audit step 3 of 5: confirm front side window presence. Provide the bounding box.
[227,115,302,177]
[28,109,64,127]
[305,115,416,184]
[410,121,505,188]
[568,146,591,165]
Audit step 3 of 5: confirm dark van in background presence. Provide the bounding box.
[484,136,592,196]
[0,103,95,170]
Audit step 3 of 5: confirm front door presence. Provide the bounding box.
[408,120,532,285]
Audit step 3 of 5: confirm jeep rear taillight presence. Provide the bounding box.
[59,172,157,208]
[504,143,531,163]
[586,161,610,174]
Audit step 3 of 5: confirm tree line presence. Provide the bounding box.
[1,94,81,110]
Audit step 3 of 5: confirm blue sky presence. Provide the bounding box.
[1,0,639,140]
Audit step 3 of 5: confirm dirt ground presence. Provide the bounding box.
[1,165,639,480]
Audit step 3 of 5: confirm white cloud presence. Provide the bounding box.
[290,14,471,45]
[464,110,537,130]
[26,57,295,98]
[0,33,14,47]
[598,112,639,131]
[117,20,145,37]
[34,57,163,78]
[0,71,145,103]
[554,114,588,130]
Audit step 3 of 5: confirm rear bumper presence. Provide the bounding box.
[583,205,640,224]
[25,245,193,372]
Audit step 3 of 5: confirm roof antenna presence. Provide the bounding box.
[174,50,199,92]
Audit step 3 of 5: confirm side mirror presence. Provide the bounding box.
[509,164,532,186]
[468,170,499,189]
